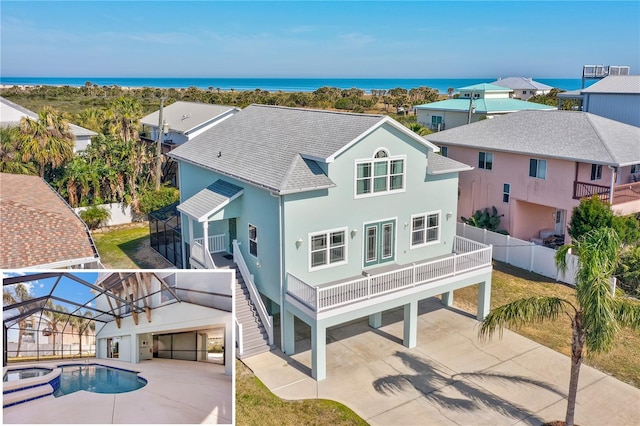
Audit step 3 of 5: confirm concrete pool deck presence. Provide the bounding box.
[2,358,232,424]
[243,297,640,425]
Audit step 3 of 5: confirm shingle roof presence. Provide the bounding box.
[414,98,554,113]
[581,75,640,94]
[492,77,553,91]
[140,101,239,134]
[425,110,640,166]
[177,179,244,222]
[0,96,97,137]
[169,105,391,194]
[0,173,99,268]
[426,152,473,175]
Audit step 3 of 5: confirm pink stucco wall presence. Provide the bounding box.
[447,146,586,241]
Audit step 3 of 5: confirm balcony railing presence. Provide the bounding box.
[194,234,226,254]
[287,235,492,313]
[574,181,640,204]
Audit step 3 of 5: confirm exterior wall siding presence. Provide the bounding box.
[417,109,480,130]
[584,93,640,127]
[282,123,459,287]
[178,161,282,303]
[444,145,581,240]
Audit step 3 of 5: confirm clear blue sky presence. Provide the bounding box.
[1,1,638,78]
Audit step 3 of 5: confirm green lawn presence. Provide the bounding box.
[92,222,171,269]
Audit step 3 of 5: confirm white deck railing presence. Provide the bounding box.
[194,234,226,254]
[287,235,492,312]
[190,240,217,269]
[233,240,273,346]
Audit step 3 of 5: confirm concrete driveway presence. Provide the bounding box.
[243,298,640,425]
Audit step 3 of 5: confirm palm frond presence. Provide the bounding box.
[479,297,573,341]
[613,298,640,331]
[580,274,619,353]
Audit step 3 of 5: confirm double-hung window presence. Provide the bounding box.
[631,164,640,174]
[355,149,405,197]
[503,183,510,203]
[529,158,547,179]
[248,224,258,257]
[478,152,493,170]
[591,164,602,181]
[411,211,440,247]
[310,228,347,269]
[439,146,448,157]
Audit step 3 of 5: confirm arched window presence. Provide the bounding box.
[355,149,405,197]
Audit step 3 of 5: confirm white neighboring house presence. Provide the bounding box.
[140,101,240,151]
[557,75,640,127]
[491,77,554,100]
[0,96,97,151]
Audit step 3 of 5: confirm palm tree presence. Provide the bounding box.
[3,284,32,358]
[0,125,37,175]
[479,228,640,426]
[105,97,143,143]
[18,106,75,177]
[70,311,93,356]
[44,302,69,357]
[406,122,431,136]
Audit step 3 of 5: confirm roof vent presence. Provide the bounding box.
[182,113,191,120]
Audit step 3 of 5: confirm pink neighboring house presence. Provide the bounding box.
[426,110,640,243]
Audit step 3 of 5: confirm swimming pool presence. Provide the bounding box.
[54,364,147,397]
[3,368,53,382]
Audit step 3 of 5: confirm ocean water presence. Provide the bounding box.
[0,76,590,94]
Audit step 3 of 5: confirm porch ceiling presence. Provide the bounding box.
[177,179,243,222]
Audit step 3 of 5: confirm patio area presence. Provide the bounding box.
[244,298,640,425]
[3,358,232,424]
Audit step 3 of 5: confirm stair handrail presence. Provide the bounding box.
[232,240,273,346]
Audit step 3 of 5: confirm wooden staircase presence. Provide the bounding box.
[234,266,272,359]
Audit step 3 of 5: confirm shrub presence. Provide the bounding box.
[460,206,507,233]
[137,185,180,215]
[569,196,640,245]
[616,245,640,296]
[79,205,111,230]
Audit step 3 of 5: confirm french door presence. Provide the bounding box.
[364,219,395,267]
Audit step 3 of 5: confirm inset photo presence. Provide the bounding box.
[2,270,233,424]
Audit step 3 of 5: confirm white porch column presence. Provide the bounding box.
[477,279,492,321]
[202,220,210,254]
[368,312,382,329]
[403,300,418,348]
[441,290,454,307]
[311,324,326,381]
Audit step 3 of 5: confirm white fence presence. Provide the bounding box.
[75,202,143,226]
[457,223,579,285]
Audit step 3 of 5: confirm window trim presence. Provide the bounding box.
[478,151,493,170]
[631,164,640,174]
[248,223,258,258]
[308,227,348,271]
[529,158,547,179]
[410,211,441,249]
[354,149,406,198]
[440,146,448,157]
[590,164,603,181]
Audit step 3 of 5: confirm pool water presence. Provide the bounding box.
[54,364,146,397]
[3,368,53,382]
